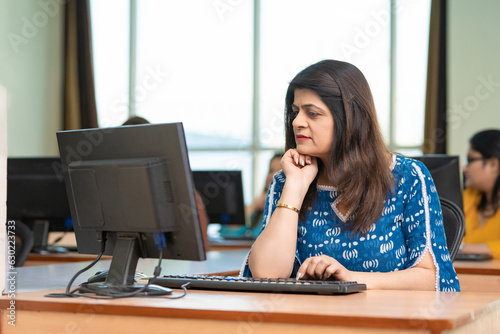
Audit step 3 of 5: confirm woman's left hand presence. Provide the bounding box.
[297,255,353,281]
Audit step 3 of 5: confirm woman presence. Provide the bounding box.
[461,130,500,258]
[241,60,459,291]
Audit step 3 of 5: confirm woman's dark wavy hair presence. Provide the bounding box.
[469,129,500,213]
[284,59,393,235]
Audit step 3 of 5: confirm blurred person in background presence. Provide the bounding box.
[461,129,500,258]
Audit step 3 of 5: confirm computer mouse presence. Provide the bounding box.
[86,270,109,283]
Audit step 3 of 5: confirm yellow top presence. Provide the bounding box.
[463,188,500,258]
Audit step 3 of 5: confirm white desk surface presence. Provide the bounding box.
[7,250,248,294]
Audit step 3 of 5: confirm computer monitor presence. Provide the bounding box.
[411,155,463,212]
[192,170,246,225]
[56,122,206,296]
[7,157,73,253]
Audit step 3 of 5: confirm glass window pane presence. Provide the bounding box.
[394,0,431,147]
[259,0,391,148]
[90,0,130,127]
[397,148,423,157]
[135,0,253,149]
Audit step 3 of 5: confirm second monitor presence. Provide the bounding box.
[192,170,246,226]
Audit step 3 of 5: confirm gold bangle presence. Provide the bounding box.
[276,202,300,213]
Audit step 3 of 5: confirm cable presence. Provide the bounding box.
[45,232,107,298]
[49,231,66,246]
[151,282,191,299]
[157,282,190,299]
[70,243,180,299]
[70,282,190,300]
[45,251,104,298]
[45,232,188,300]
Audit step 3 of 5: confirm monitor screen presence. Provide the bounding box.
[7,157,73,252]
[192,170,246,225]
[56,122,206,296]
[411,155,463,212]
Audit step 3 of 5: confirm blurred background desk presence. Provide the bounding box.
[454,259,500,293]
[208,238,253,251]
[23,232,252,266]
[454,259,500,276]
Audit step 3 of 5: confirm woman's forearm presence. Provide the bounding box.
[248,182,308,278]
[248,209,299,278]
[349,267,436,290]
[349,251,437,290]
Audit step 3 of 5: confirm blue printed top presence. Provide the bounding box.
[240,154,460,292]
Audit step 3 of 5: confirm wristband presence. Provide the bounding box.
[276,202,300,213]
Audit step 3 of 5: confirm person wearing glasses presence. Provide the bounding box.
[240,59,459,291]
[461,130,500,258]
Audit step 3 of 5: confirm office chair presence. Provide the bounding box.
[7,220,34,267]
[439,197,465,261]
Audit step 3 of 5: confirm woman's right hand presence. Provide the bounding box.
[248,148,317,278]
[281,149,318,189]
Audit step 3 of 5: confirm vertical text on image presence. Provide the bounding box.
[6,220,17,326]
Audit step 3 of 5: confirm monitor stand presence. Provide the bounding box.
[78,236,172,297]
[30,220,68,254]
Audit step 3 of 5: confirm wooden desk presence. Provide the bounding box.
[24,253,113,266]
[453,259,500,293]
[2,288,500,333]
[458,274,500,293]
[3,250,500,333]
[209,238,253,251]
[454,259,500,276]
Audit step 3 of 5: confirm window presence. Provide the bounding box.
[90,0,130,127]
[91,0,431,202]
[393,0,431,154]
[259,0,390,148]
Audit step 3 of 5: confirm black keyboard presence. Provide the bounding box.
[149,274,366,295]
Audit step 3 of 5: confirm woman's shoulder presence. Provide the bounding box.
[391,154,430,178]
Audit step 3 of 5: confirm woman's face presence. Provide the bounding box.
[291,88,334,162]
[463,147,499,193]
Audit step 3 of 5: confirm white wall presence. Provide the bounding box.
[0,1,64,157]
[0,85,6,292]
[448,0,500,165]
